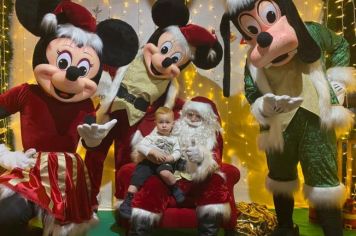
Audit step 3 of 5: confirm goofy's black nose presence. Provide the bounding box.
[162,57,173,68]
[66,66,82,81]
[257,32,273,48]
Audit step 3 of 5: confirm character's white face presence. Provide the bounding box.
[155,113,174,136]
[184,109,203,127]
[143,31,191,79]
[34,38,100,102]
[237,0,298,68]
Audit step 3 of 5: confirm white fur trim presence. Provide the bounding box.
[95,66,128,123]
[41,13,58,34]
[328,105,354,133]
[258,116,284,153]
[0,184,15,200]
[131,208,161,226]
[327,66,356,91]
[197,203,231,222]
[42,213,99,236]
[226,0,254,15]
[164,77,179,109]
[303,184,346,208]
[185,146,219,182]
[265,177,299,196]
[131,130,144,147]
[57,24,103,54]
[164,26,191,58]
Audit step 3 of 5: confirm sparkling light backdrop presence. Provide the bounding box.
[9,0,325,209]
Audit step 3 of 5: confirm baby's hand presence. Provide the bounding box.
[149,149,167,163]
[165,155,174,163]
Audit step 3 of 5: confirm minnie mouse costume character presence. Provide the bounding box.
[84,0,223,209]
[0,0,132,235]
[221,0,354,235]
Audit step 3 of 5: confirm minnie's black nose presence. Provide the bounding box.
[66,66,82,81]
[257,32,273,48]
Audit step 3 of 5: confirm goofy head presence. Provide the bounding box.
[220,0,321,96]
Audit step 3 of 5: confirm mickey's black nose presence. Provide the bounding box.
[257,32,273,48]
[66,66,82,81]
[162,57,173,68]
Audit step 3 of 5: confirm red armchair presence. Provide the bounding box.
[115,162,240,233]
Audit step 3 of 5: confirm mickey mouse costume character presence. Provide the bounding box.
[123,96,236,236]
[221,0,354,235]
[0,0,133,235]
[84,0,223,209]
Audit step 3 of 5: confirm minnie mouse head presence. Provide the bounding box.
[143,0,223,79]
[220,0,321,96]
[15,0,137,103]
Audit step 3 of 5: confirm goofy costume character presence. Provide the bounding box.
[220,0,355,235]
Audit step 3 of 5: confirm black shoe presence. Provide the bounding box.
[118,192,134,219]
[269,224,299,236]
[171,185,185,203]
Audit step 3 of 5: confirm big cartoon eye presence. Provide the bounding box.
[258,1,280,25]
[56,51,72,70]
[171,52,182,64]
[239,14,261,36]
[160,41,173,54]
[77,59,91,77]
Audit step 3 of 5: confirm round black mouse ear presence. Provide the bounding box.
[15,0,61,36]
[97,19,139,68]
[152,0,189,28]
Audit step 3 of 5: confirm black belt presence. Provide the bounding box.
[117,86,150,112]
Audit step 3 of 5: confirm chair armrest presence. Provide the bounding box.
[220,163,240,189]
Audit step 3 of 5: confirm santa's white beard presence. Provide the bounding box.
[173,118,217,150]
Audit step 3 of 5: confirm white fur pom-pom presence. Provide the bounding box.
[41,13,58,34]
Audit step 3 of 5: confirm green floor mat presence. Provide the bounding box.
[88,208,356,236]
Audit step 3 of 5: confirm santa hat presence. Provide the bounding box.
[40,0,102,54]
[181,96,221,125]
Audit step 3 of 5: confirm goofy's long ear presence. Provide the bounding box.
[220,13,231,97]
[279,0,321,63]
[15,0,61,37]
[97,19,139,68]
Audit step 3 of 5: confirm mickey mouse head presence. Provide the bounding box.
[143,0,223,79]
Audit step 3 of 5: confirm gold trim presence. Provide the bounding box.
[57,153,67,199]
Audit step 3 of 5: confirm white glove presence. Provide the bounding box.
[185,146,203,163]
[260,93,303,117]
[77,119,117,147]
[330,81,346,105]
[0,144,36,170]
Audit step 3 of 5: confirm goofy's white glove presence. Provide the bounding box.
[0,144,36,170]
[77,119,117,147]
[330,81,346,105]
[259,93,303,117]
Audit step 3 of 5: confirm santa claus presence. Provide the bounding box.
[124,96,236,236]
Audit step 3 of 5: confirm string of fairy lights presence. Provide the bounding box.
[0,0,12,147]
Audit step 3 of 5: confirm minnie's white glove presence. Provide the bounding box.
[259,93,303,117]
[77,119,117,147]
[0,144,36,170]
[330,81,346,105]
[185,146,203,163]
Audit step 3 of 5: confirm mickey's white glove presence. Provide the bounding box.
[259,93,303,117]
[0,144,36,170]
[185,146,203,163]
[77,119,117,147]
[330,81,346,105]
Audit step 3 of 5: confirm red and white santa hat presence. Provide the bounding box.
[181,96,222,127]
[40,0,102,54]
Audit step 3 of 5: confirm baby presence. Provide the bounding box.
[119,107,184,219]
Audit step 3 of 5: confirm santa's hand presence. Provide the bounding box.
[260,93,303,117]
[186,146,203,163]
[330,81,346,105]
[0,144,37,170]
[77,119,117,147]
